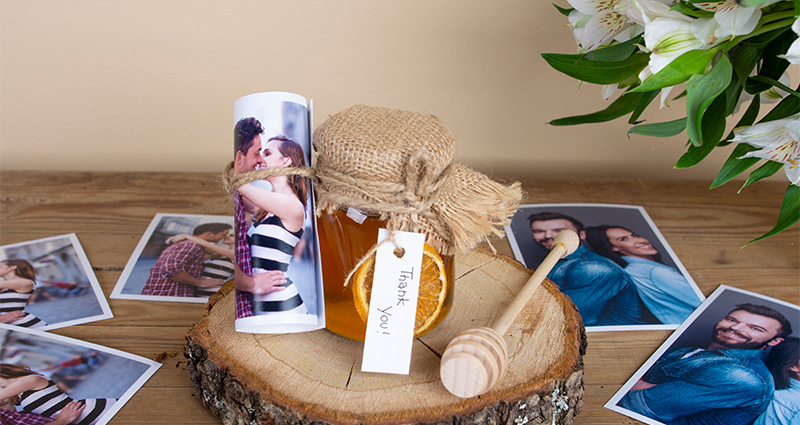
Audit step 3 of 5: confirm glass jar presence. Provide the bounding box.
[318,208,455,341]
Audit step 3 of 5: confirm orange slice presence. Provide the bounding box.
[352,243,448,338]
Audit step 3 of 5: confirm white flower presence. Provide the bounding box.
[601,83,620,99]
[638,15,709,80]
[732,114,800,185]
[779,17,800,64]
[626,0,679,27]
[568,0,638,51]
[694,1,764,42]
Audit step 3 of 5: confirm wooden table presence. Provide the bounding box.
[1,171,797,425]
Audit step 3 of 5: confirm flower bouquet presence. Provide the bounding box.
[542,0,799,244]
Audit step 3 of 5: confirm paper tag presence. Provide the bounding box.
[361,229,425,375]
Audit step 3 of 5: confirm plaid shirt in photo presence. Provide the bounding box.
[1,407,58,425]
[140,240,204,297]
[234,192,255,318]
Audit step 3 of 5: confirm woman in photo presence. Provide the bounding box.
[754,337,800,425]
[0,363,116,425]
[584,225,702,325]
[237,135,309,316]
[0,260,46,328]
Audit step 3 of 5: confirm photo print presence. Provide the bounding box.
[606,285,800,425]
[0,323,160,425]
[110,213,235,303]
[230,91,325,334]
[0,234,113,330]
[505,204,704,331]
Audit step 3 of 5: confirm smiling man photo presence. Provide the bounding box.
[619,303,792,425]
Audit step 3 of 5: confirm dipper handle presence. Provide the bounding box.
[440,230,580,398]
[490,229,579,336]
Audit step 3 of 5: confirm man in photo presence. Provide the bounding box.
[620,303,792,425]
[140,222,231,297]
[528,212,645,326]
[231,117,288,317]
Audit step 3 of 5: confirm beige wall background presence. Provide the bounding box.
[0,1,788,183]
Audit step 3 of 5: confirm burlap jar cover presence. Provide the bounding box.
[222,104,522,266]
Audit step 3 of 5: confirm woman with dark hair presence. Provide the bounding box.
[0,363,115,425]
[0,260,46,328]
[236,135,309,318]
[584,225,701,325]
[754,337,800,425]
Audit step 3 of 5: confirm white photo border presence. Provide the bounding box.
[504,203,705,332]
[0,323,161,425]
[110,213,234,303]
[604,285,800,425]
[0,233,113,330]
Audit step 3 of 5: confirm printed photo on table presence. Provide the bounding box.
[110,213,235,303]
[606,285,800,425]
[230,91,324,334]
[0,234,113,330]
[0,323,160,425]
[505,204,704,331]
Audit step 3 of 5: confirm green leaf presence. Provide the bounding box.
[727,43,761,90]
[541,52,650,85]
[736,0,778,7]
[746,184,800,245]
[710,143,761,189]
[552,3,573,16]
[749,76,800,98]
[745,28,795,94]
[548,92,643,126]
[628,117,687,138]
[676,95,728,168]
[685,55,733,146]
[724,74,745,117]
[740,160,784,191]
[583,37,644,62]
[629,90,659,124]
[629,48,721,94]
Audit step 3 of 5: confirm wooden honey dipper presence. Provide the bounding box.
[439,229,580,398]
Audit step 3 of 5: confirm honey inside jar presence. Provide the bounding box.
[319,208,454,341]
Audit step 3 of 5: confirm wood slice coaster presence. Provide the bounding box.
[186,248,586,425]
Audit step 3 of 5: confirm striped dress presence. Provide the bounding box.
[18,378,116,425]
[0,288,45,328]
[195,257,235,297]
[247,214,307,315]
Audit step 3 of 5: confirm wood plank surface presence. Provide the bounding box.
[1,170,798,425]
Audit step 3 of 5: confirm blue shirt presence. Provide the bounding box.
[620,346,774,425]
[622,256,702,325]
[753,378,800,425]
[549,245,644,326]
